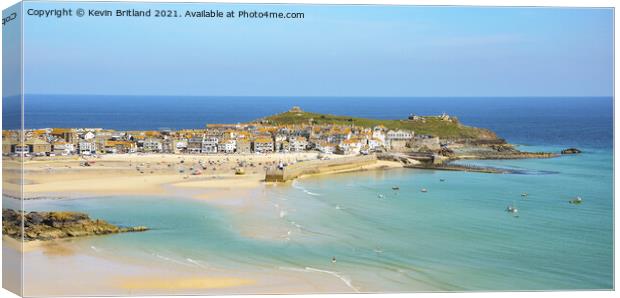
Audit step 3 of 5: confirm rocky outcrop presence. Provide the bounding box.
[457,151,558,160]
[489,144,516,152]
[561,148,582,154]
[2,209,148,241]
[438,146,455,157]
[377,153,413,165]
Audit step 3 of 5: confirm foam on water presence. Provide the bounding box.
[292,180,322,197]
[279,266,360,292]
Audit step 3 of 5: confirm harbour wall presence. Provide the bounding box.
[265,155,378,182]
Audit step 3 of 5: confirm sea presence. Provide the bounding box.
[5,96,614,291]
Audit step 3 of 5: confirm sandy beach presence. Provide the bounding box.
[3,152,403,295]
[2,152,402,199]
[3,235,358,296]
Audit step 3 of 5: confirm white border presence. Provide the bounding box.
[0,1,616,298]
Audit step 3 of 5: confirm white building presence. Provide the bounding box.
[174,140,188,153]
[253,138,274,154]
[79,141,97,154]
[218,139,236,154]
[143,138,163,153]
[337,139,362,155]
[83,131,96,140]
[316,142,336,154]
[288,137,308,152]
[53,142,75,155]
[372,126,387,145]
[367,138,384,151]
[201,137,219,154]
[386,130,414,141]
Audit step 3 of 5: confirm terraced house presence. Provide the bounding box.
[5,116,419,157]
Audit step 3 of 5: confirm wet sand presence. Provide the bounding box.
[2,153,403,294]
[3,236,356,296]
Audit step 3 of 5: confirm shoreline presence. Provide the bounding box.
[2,148,566,295]
[3,152,405,200]
[2,236,355,296]
[3,143,564,201]
[1,145,609,294]
[2,153,405,294]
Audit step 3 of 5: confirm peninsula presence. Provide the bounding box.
[2,107,560,199]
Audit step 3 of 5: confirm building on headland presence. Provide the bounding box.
[372,126,387,145]
[289,106,303,113]
[408,114,422,121]
[386,129,414,151]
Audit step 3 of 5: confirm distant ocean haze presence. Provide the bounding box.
[2,95,613,149]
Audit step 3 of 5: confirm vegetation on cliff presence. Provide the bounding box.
[259,110,499,140]
[2,209,148,241]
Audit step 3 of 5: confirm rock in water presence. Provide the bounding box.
[2,209,148,241]
[561,148,582,154]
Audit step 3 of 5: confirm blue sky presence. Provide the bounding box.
[18,2,614,97]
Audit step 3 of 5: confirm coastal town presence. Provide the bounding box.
[2,107,443,158]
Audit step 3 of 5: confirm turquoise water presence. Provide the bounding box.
[20,144,613,291]
[11,97,613,291]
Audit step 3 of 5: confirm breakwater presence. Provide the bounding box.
[265,155,378,182]
[404,163,514,174]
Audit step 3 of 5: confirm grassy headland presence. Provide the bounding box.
[258,110,499,141]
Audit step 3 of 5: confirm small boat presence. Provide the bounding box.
[439,179,446,182]
[521,192,528,197]
[569,196,583,204]
[392,186,400,191]
[505,201,518,214]
[377,194,385,199]
[420,188,428,193]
